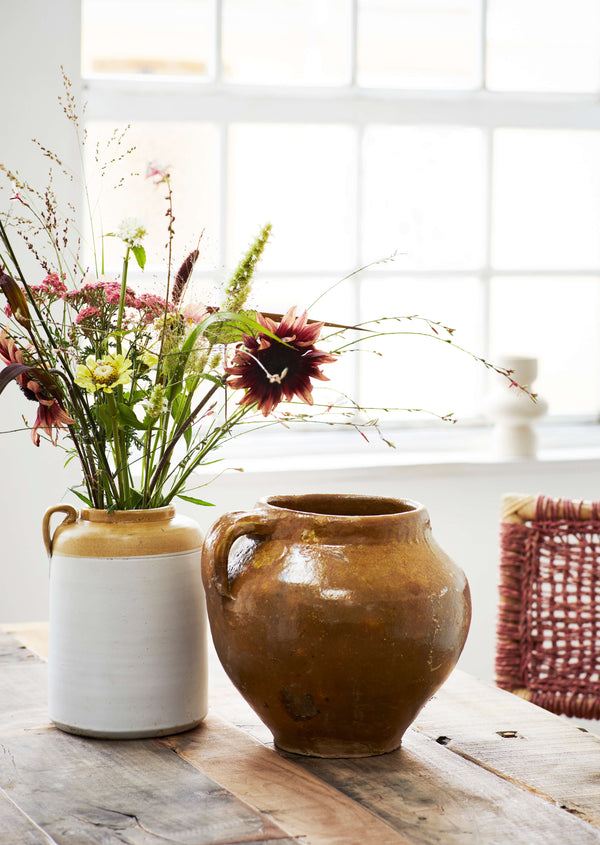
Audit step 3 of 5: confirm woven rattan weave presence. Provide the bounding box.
[496,493,600,720]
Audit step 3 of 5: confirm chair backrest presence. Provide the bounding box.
[496,493,600,720]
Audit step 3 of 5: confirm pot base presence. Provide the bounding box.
[274,738,401,758]
[51,716,205,740]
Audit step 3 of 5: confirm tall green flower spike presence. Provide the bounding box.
[222,223,272,313]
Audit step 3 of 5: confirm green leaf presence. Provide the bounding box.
[132,246,146,270]
[177,494,215,507]
[124,489,144,509]
[69,487,92,506]
[117,402,147,430]
[170,392,185,425]
[97,403,113,437]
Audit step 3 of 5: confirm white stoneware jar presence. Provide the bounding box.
[43,504,207,738]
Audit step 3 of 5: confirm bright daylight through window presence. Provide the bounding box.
[81,0,600,427]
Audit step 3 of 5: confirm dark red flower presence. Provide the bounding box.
[30,396,74,446]
[0,330,73,445]
[225,307,337,416]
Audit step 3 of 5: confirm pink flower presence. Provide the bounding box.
[43,272,67,296]
[30,398,74,447]
[181,301,210,325]
[0,330,24,367]
[103,281,136,307]
[135,293,170,325]
[146,160,171,184]
[0,331,73,445]
[75,306,101,325]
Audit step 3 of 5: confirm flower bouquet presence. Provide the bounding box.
[0,91,532,516]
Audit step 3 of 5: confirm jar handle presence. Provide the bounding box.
[42,504,78,558]
[202,510,274,599]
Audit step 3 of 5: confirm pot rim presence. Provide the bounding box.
[79,505,176,523]
[258,493,424,519]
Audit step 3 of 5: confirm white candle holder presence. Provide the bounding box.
[485,356,548,459]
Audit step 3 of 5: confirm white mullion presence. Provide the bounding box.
[479,0,488,92]
[211,0,223,84]
[217,122,228,275]
[479,125,494,413]
[83,81,600,131]
[349,0,359,88]
[354,123,364,407]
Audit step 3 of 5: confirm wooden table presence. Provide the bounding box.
[1,624,599,845]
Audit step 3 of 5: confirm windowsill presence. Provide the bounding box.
[203,420,600,476]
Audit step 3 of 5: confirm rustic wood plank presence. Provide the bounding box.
[199,645,600,843]
[193,648,600,844]
[164,717,407,845]
[0,631,298,845]
[0,790,54,845]
[1,623,49,661]
[0,723,299,845]
[5,626,405,844]
[8,624,600,844]
[287,730,600,845]
[414,669,600,827]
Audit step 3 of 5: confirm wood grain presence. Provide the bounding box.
[0,632,297,845]
[164,718,407,845]
[288,728,600,845]
[5,624,600,845]
[4,625,405,844]
[415,670,600,827]
[0,790,53,845]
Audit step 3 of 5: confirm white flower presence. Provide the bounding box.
[113,218,147,248]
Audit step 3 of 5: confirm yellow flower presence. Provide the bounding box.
[140,349,159,369]
[75,353,133,394]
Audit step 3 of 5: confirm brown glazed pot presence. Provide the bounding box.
[201,493,471,757]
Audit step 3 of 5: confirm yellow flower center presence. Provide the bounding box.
[92,363,118,385]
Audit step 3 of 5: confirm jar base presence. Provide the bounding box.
[51,715,206,740]
[274,737,402,758]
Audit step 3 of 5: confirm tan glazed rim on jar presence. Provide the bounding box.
[43,503,201,558]
[259,493,423,518]
[79,505,176,523]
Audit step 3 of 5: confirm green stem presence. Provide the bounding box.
[146,381,221,503]
[115,247,130,356]
[106,391,129,505]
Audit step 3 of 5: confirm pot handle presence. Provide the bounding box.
[202,510,274,599]
[42,504,78,558]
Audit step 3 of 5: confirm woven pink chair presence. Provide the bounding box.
[496,493,600,720]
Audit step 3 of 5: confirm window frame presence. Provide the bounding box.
[81,0,600,427]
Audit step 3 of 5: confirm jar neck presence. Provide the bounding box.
[79,506,176,524]
[258,494,430,544]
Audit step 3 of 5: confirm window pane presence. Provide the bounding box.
[487,0,600,92]
[84,123,219,275]
[250,276,356,325]
[492,129,600,270]
[82,0,211,77]
[490,276,600,415]
[358,276,483,419]
[227,125,356,272]
[362,127,486,270]
[222,0,351,85]
[358,0,480,90]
